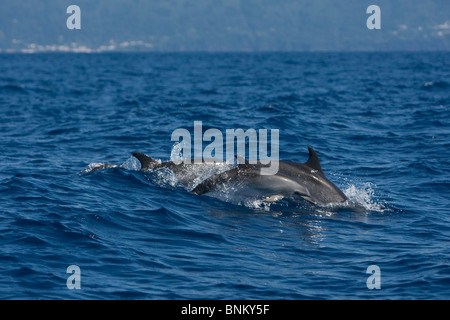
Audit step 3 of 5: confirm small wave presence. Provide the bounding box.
[422,80,450,90]
[0,84,27,94]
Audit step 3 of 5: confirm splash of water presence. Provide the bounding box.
[170,141,187,164]
[343,182,387,212]
[148,167,180,189]
[121,156,142,171]
[170,142,236,191]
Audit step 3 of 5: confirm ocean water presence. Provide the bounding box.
[0,52,449,299]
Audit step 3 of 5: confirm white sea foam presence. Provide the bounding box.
[343,182,387,212]
[151,167,179,189]
[170,142,236,191]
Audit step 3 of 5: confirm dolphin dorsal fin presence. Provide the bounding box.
[235,155,249,165]
[132,152,160,170]
[305,146,323,173]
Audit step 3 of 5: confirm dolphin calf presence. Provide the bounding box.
[131,152,233,189]
[190,147,347,205]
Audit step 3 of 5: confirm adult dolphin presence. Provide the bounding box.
[190,146,347,205]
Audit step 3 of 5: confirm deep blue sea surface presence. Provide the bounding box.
[0,52,449,299]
